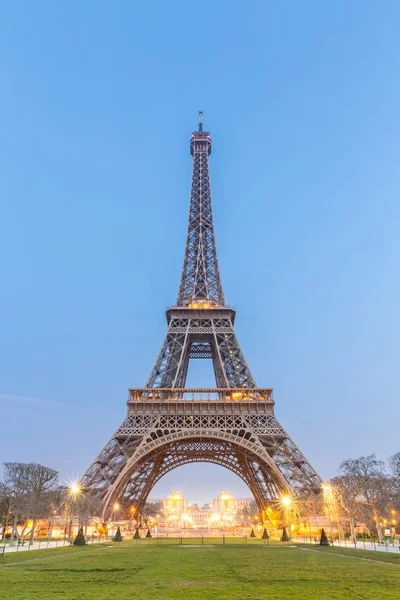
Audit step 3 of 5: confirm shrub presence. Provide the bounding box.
[281,527,290,542]
[250,528,256,538]
[262,528,269,540]
[73,526,86,546]
[133,528,140,539]
[113,526,123,542]
[320,528,329,546]
[146,529,152,538]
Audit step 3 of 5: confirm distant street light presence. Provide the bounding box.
[70,484,80,496]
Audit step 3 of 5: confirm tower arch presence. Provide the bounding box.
[99,430,294,520]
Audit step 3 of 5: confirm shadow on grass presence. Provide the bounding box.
[35,567,129,573]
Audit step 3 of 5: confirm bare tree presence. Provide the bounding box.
[339,455,390,541]
[141,501,163,528]
[330,475,362,542]
[389,452,400,511]
[389,451,400,501]
[0,483,14,541]
[4,463,59,544]
[298,492,324,522]
[389,452,400,479]
[1,473,30,546]
[75,493,102,535]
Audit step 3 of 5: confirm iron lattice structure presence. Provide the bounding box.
[80,114,322,521]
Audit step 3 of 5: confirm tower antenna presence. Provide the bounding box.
[198,110,203,132]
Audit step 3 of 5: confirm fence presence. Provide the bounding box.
[0,535,107,554]
[2,533,400,554]
[127,535,270,545]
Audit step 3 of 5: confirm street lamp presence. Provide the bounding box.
[280,496,292,536]
[68,482,81,539]
[113,503,119,522]
[70,483,80,497]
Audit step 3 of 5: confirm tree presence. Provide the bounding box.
[329,475,359,543]
[389,452,400,513]
[249,528,256,538]
[262,528,269,540]
[298,492,324,520]
[141,501,162,528]
[133,528,140,539]
[75,493,102,536]
[340,455,390,542]
[3,463,59,544]
[389,452,400,479]
[74,526,86,545]
[4,463,59,544]
[320,528,329,546]
[146,528,152,538]
[0,483,14,541]
[281,527,289,541]
[113,526,123,542]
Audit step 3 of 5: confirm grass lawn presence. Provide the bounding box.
[1,540,400,599]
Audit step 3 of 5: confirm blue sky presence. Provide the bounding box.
[1,1,399,505]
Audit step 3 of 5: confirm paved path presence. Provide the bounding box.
[2,539,101,554]
[332,539,400,554]
[296,537,400,555]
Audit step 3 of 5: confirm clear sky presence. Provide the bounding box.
[1,1,399,505]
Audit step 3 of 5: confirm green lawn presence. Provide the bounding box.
[1,541,400,599]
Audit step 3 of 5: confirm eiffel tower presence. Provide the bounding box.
[80,113,322,521]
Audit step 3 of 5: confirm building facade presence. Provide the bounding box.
[148,491,255,528]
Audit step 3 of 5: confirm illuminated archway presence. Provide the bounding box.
[100,429,294,521]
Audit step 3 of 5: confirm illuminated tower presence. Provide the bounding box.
[80,114,322,521]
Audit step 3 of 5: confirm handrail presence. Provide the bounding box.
[128,388,274,403]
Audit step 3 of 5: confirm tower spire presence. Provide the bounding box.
[176,115,225,306]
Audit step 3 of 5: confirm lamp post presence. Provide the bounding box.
[281,496,292,538]
[68,483,81,540]
[113,503,119,523]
